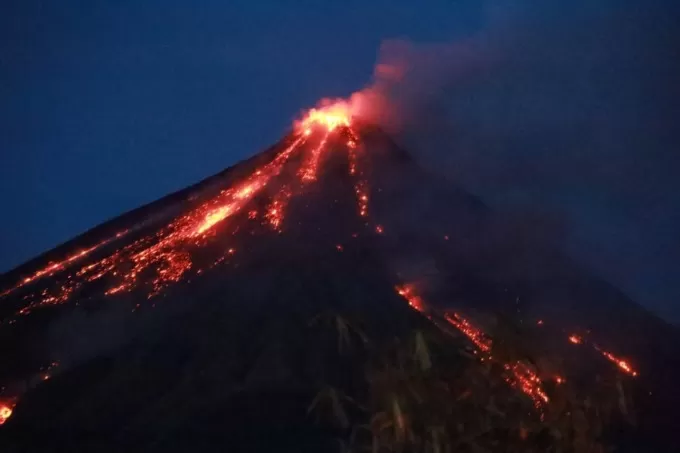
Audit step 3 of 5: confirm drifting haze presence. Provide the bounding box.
[344,1,680,324]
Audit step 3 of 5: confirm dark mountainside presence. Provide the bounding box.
[0,117,678,452]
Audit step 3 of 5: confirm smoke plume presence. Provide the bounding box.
[347,0,680,323]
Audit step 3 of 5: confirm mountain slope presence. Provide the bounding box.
[0,108,678,452]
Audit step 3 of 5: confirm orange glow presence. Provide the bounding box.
[0,230,128,298]
[397,285,552,410]
[504,362,549,408]
[0,403,13,425]
[299,133,331,182]
[395,284,426,313]
[296,101,352,133]
[6,101,366,315]
[347,130,370,218]
[568,335,583,345]
[265,186,292,231]
[11,134,306,314]
[595,346,638,377]
[1,93,643,419]
[444,313,492,353]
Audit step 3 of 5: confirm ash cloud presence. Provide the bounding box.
[354,0,680,323]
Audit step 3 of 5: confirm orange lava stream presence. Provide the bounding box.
[396,286,549,410]
[346,132,370,219]
[12,135,307,314]
[9,104,355,318]
[444,312,492,353]
[395,285,426,313]
[504,362,550,409]
[565,329,638,377]
[594,345,638,377]
[0,230,128,298]
[299,133,331,182]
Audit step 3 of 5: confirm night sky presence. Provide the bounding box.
[2,1,679,323]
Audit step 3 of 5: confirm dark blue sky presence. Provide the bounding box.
[0,0,480,265]
[2,1,679,323]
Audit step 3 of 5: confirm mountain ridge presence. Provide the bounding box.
[0,110,677,451]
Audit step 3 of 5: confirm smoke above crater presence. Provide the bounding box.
[340,0,680,324]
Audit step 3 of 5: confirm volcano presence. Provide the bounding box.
[0,105,678,452]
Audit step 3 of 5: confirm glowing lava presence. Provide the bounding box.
[444,312,492,353]
[0,230,128,298]
[7,134,307,315]
[504,362,549,408]
[565,330,638,377]
[265,186,292,231]
[0,403,12,425]
[0,96,641,426]
[299,133,331,182]
[395,284,426,313]
[595,346,638,377]
[396,286,549,409]
[568,335,583,345]
[297,101,352,132]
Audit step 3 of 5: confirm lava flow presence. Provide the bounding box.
[0,97,644,429]
[444,312,492,354]
[566,330,638,377]
[0,229,129,299]
[395,285,426,313]
[2,102,359,319]
[396,285,549,410]
[595,346,638,377]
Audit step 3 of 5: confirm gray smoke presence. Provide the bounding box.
[356,0,680,323]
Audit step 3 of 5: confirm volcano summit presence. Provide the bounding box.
[0,104,678,452]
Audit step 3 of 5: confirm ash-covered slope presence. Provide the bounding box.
[0,112,678,452]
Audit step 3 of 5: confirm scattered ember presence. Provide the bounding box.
[537,320,544,326]
[335,245,343,252]
[375,225,384,234]
[265,186,293,231]
[355,182,369,217]
[347,134,370,218]
[568,335,583,345]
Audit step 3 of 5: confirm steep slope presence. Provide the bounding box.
[0,106,678,452]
